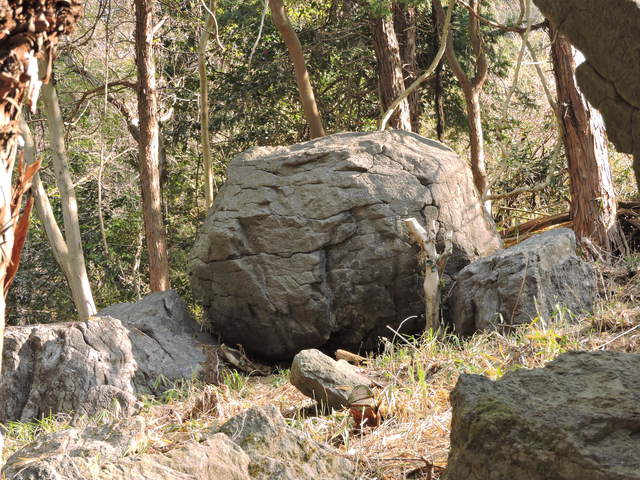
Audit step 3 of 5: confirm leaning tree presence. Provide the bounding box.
[0,0,84,457]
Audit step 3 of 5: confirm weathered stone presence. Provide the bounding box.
[447,351,640,480]
[3,405,355,480]
[447,228,595,336]
[98,290,216,392]
[532,0,640,157]
[0,291,216,423]
[190,131,500,359]
[2,417,252,480]
[72,385,143,423]
[220,405,355,479]
[290,349,372,410]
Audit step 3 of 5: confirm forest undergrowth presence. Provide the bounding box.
[4,250,640,479]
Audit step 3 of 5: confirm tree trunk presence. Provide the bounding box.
[393,3,421,132]
[0,0,83,461]
[466,89,488,196]
[21,116,97,320]
[135,0,171,291]
[268,0,325,138]
[434,0,488,196]
[199,0,216,209]
[40,80,97,319]
[431,4,446,141]
[550,27,622,253]
[372,12,412,131]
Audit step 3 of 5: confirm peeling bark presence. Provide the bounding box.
[550,27,623,254]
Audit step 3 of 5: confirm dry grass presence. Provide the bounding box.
[5,256,640,479]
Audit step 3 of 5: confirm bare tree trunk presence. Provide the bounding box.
[268,0,325,138]
[550,27,623,253]
[40,80,97,319]
[431,4,446,141]
[434,0,488,196]
[135,0,171,291]
[405,218,452,332]
[393,3,421,132]
[199,0,216,208]
[372,12,412,131]
[21,116,97,320]
[466,90,488,195]
[0,0,83,460]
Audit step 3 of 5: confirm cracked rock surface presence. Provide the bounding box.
[190,131,500,359]
[447,228,596,336]
[0,290,216,423]
[533,0,640,157]
[2,405,354,480]
[447,351,640,480]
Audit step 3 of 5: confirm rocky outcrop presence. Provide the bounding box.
[447,228,595,336]
[289,349,372,410]
[98,290,215,392]
[2,417,252,480]
[220,405,355,479]
[3,406,354,480]
[446,351,640,480]
[532,0,640,160]
[0,291,216,423]
[190,131,500,359]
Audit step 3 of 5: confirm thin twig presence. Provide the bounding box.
[598,324,640,350]
[248,0,269,67]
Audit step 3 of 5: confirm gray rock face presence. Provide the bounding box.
[220,405,355,479]
[532,0,640,157]
[290,349,372,410]
[0,291,216,423]
[98,290,215,390]
[2,417,252,480]
[3,406,355,480]
[447,351,640,480]
[447,228,595,336]
[190,131,500,359]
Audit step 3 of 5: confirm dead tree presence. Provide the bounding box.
[405,218,452,332]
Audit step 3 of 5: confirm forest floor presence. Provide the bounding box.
[4,254,640,479]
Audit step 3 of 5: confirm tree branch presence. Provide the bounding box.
[379,0,456,131]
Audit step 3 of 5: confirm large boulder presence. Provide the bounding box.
[446,351,640,480]
[0,291,216,423]
[447,228,595,336]
[532,0,640,158]
[190,131,500,359]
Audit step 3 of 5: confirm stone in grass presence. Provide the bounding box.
[2,417,252,480]
[289,349,372,410]
[220,405,355,480]
[447,351,640,480]
[447,228,595,336]
[3,405,355,480]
